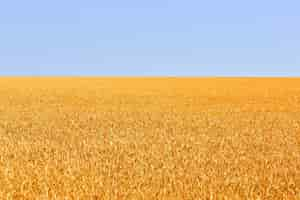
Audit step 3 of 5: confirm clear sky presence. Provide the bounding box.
[0,0,299,76]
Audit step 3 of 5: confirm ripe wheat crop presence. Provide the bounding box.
[0,78,299,199]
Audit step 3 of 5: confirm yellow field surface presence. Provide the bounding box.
[0,78,300,199]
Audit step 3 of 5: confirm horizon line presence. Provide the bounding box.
[1,76,300,78]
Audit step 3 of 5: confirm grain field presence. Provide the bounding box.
[0,78,299,199]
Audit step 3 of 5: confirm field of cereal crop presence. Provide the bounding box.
[0,77,300,199]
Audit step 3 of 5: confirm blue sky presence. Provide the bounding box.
[0,0,299,76]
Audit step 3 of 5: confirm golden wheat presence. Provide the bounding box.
[0,78,299,199]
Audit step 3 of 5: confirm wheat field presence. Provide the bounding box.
[0,78,299,199]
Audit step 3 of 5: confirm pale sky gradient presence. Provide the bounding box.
[0,0,299,76]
